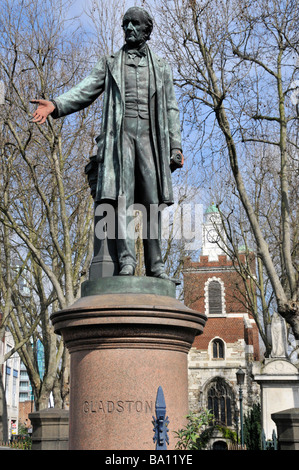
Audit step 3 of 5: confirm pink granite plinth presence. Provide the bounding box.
[51,287,206,450]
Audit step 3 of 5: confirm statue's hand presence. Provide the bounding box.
[170,149,184,172]
[30,99,55,124]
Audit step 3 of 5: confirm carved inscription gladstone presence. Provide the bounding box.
[83,399,153,414]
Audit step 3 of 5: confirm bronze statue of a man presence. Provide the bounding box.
[31,7,183,279]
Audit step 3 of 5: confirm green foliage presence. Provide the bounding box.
[174,410,237,450]
[217,425,237,443]
[174,409,215,450]
[199,424,237,449]
[244,403,262,450]
[18,423,30,436]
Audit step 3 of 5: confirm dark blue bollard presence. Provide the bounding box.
[152,386,169,450]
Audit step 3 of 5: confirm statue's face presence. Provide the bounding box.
[122,10,149,47]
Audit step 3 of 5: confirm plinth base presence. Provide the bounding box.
[51,277,206,450]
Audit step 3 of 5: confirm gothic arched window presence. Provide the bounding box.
[207,378,233,426]
[208,280,222,314]
[212,339,224,359]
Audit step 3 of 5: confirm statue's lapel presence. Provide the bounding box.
[148,47,163,99]
[107,47,125,101]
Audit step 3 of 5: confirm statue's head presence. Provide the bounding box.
[122,7,153,47]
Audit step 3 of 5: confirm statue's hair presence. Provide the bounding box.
[122,7,153,40]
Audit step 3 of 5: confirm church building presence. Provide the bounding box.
[184,204,260,446]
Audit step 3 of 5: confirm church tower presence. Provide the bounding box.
[201,203,225,261]
[184,204,260,447]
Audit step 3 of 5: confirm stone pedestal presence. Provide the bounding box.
[272,408,299,450]
[29,408,69,450]
[51,277,206,450]
[252,359,299,439]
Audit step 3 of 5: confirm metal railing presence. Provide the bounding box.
[261,429,278,450]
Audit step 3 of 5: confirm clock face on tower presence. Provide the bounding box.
[207,229,220,243]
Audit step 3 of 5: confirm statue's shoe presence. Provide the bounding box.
[119,265,135,276]
[155,272,170,280]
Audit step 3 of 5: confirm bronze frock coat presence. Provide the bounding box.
[52,45,182,207]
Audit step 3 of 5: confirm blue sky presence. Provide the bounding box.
[64,0,143,21]
[63,0,148,42]
[64,0,90,19]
